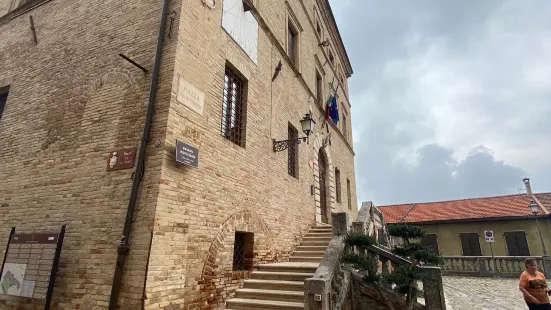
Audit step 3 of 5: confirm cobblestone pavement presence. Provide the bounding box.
[443,276,528,310]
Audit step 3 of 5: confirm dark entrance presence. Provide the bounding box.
[318,150,328,224]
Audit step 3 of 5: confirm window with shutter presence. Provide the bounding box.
[422,234,439,254]
[459,233,482,256]
[505,231,530,256]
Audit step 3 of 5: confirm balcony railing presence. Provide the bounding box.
[442,256,551,277]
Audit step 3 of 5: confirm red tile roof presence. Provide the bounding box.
[379,193,551,224]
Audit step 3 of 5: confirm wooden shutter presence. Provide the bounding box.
[469,234,482,256]
[516,232,530,256]
[505,232,530,256]
[505,232,519,256]
[423,234,439,254]
[460,233,481,256]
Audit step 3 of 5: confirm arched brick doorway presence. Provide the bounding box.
[318,149,329,224]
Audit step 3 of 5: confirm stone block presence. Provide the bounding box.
[332,212,350,235]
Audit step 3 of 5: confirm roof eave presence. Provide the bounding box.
[387,214,551,225]
[322,0,354,77]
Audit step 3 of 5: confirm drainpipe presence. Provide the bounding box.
[108,0,171,308]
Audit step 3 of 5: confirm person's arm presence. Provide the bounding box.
[520,274,540,304]
[520,285,540,304]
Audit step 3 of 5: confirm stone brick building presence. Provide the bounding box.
[0,0,357,309]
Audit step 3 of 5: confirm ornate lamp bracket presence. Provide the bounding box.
[273,137,307,152]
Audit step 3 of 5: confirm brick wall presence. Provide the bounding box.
[0,0,357,309]
[0,0,180,309]
[143,1,358,309]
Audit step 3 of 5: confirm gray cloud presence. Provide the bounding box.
[330,0,551,205]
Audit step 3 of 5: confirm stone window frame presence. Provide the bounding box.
[335,167,341,203]
[313,7,323,41]
[285,2,303,71]
[314,56,326,107]
[341,104,348,140]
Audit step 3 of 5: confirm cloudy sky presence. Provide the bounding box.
[330,0,551,206]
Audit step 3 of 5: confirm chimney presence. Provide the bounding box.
[523,178,533,196]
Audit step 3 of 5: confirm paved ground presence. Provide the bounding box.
[443,276,527,310]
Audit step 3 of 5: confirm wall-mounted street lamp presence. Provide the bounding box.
[529,200,548,257]
[273,113,316,152]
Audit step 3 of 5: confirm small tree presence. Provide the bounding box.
[341,232,380,283]
[385,224,442,310]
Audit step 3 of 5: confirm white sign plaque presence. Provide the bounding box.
[484,230,494,243]
[177,77,205,116]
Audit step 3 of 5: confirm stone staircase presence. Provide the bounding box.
[225,225,333,310]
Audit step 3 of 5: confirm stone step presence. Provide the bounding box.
[310,228,332,232]
[292,250,326,257]
[236,288,304,303]
[295,245,328,251]
[226,298,304,310]
[243,279,304,291]
[302,236,332,241]
[252,271,314,281]
[304,232,333,238]
[258,262,318,274]
[289,256,323,263]
[300,240,331,246]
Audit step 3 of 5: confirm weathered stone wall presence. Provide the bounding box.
[0,0,180,309]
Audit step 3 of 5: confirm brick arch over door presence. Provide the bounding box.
[195,209,279,309]
[312,133,335,224]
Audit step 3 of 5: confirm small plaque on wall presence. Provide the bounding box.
[177,77,205,116]
[176,140,199,168]
[107,148,137,171]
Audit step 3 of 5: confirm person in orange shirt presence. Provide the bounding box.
[520,258,551,310]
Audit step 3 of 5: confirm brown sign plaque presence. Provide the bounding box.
[107,147,137,171]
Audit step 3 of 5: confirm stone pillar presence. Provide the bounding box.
[332,212,350,236]
[422,266,446,310]
[352,221,366,234]
[542,256,551,277]
[305,278,331,310]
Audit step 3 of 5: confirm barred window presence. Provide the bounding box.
[221,65,247,146]
[346,179,352,210]
[288,124,299,178]
[335,168,341,203]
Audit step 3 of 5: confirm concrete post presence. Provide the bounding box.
[352,221,365,234]
[542,256,551,277]
[422,266,446,310]
[305,277,331,310]
[332,212,350,236]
